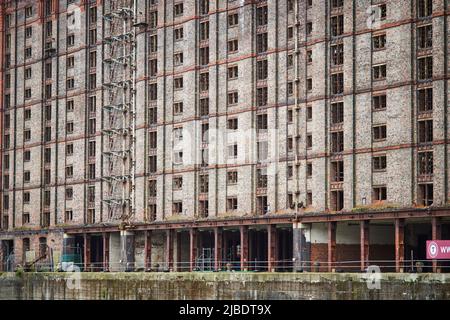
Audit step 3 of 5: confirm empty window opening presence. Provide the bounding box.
[417,88,433,112]
[256,196,268,215]
[418,151,433,175]
[373,125,387,141]
[331,161,344,182]
[418,183,433,206]
[331,190,344,211]
[331,15,344,37]
[373,186,387,202]
[331,131,344,153]
[418,56,433,80]
[418,120,433,143]
[331,102,344,124]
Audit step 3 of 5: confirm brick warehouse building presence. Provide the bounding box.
[0,0,449,273]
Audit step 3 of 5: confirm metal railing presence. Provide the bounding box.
[4,258,450,273]
[38,260,450,273]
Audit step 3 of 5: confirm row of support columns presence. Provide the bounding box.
[78,233,113,272]
[325,219,411,272]
[78,231,132,272]
[72,217,445,273]
[157,226,276,272]
[325,219,403,273]
[327,218,441,273]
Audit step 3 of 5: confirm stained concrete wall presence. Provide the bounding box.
[109,233,120,272]
[311,222,395,245]
[0,272,449,300]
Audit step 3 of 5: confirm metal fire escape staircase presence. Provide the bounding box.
[102,0,137,228]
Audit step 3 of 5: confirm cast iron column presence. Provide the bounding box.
[328,222,336,272]
[83,233,90,272]
[432,217,442,273]
[102,232,109,272]
[267,225,277,272]
[360,220,370,271]
[165,229,173,271]
[240,226,248,271]
[214,227,222,271]
[395,219,405,273]
[189,228,197,272]
[144,230,152,271]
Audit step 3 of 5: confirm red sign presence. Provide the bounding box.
[426,241,450,260]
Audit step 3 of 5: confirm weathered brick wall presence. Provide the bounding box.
[0,1,448,254]
[4,231,64,268]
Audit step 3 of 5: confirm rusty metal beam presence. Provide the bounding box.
[432,217,442,273]
[267,224,277,272]
[165,229,173,271]
[223,231,229,268]
[83,233,90,272]
[144,230,152,271]
[63,207,450,235]
[240,226,248,271]
[328,222,336,272]
[102,232,109,272]
[189,228,197,272]
[214,227,222,271]
[360,220,370,272]
[174,231,180,272]
[395,219,405,273]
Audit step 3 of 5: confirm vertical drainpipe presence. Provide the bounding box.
[444,0,449,204]
[369,0,374,209]
[223,1,229,218]
[168,3,175,219]
[410,0,416,206]
[273,0,279,213]
[324,0,329,210]
[0,3,5,230]
[100,1,105,222]
[303,1,309,203]
[250,2,255,216]
[131,0,138,230]
[53,0,60,226]
[214,0,219,217]
[351,0,356,208]
[162,0,167,220]
[293,0,299,203]
[143,0,149,222]
[83,0,88,225]
[12,0,22,230]
[193,0,198,219]
[38,0,44,228]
